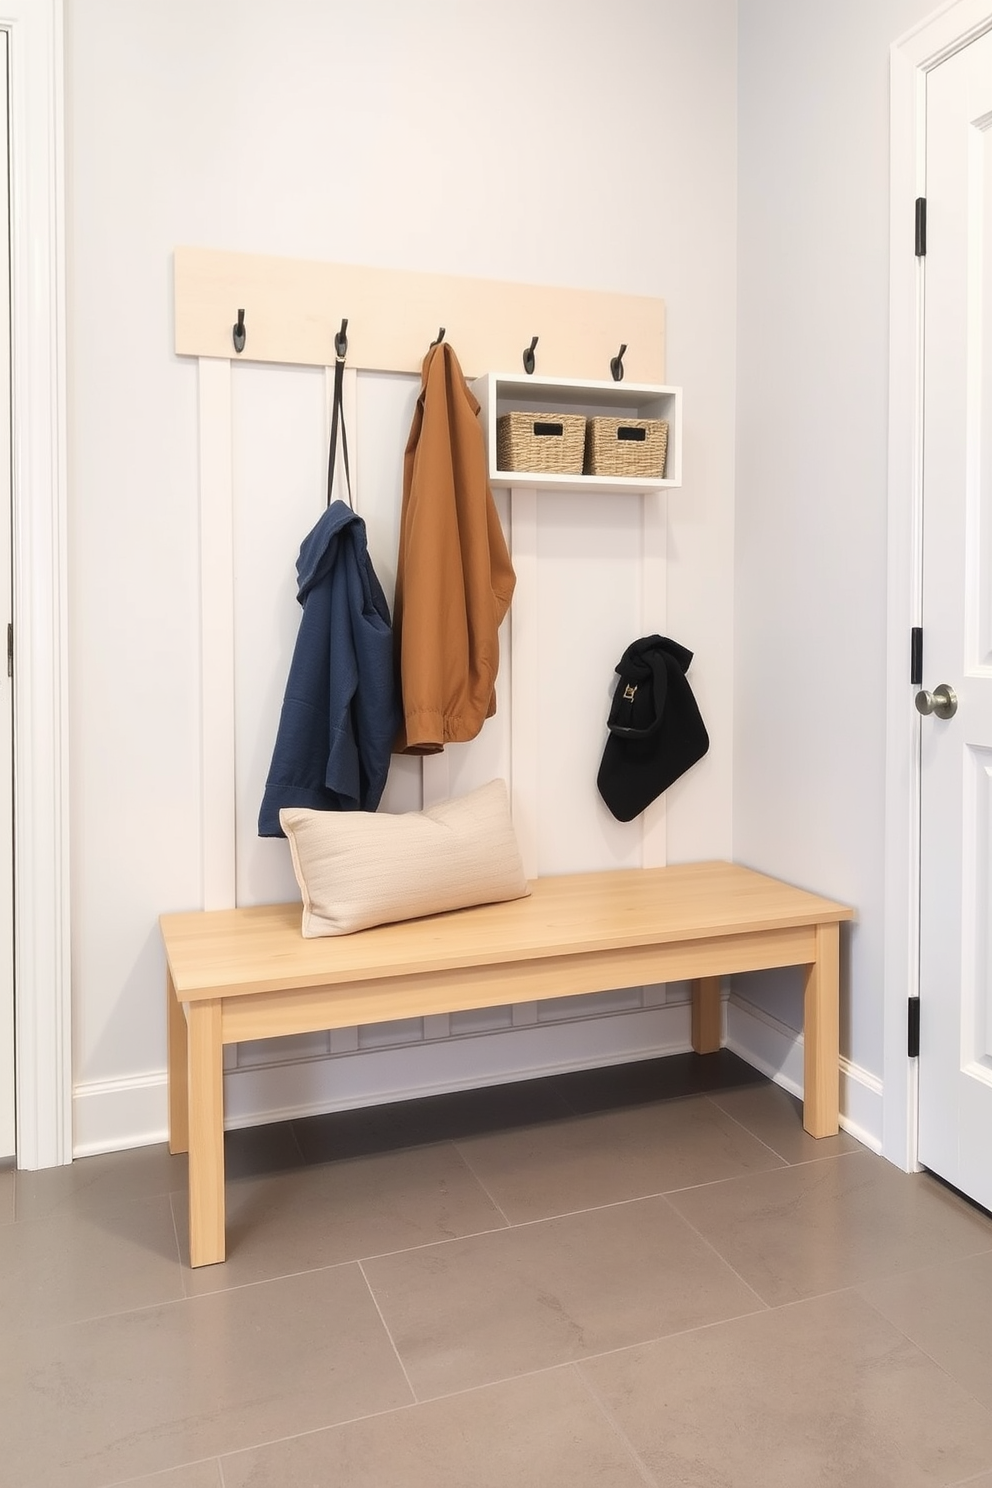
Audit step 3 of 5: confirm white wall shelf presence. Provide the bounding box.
[471,373,682,491]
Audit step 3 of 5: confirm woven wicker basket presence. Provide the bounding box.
[584,417,669,479]
[496,411,586,475]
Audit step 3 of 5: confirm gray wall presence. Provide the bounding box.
[733,0,938,1091]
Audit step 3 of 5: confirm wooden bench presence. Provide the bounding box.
[161,860,854,1267]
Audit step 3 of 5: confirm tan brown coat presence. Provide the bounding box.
[393,343,515,753]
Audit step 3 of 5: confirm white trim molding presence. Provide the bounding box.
[73,999,697,1156]
[885,0,992,1175]
[72,1071,167,1159]
[82,990,884,1158]
[197,357,236,911]
[7,0,70,1168]
[726,992,883,1153]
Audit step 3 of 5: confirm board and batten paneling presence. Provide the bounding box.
[187,252,680,1124]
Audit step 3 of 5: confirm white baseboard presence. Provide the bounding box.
[72,1001,697,1157]
[74,993,884,1160]
[72,1071,174,1158]
[726,991,883,1153]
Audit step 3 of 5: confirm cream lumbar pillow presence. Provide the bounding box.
[279,778,531,937]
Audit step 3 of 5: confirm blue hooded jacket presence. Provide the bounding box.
[258,501,399,836]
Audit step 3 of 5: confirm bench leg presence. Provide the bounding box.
[803,922,840,1138]
[187,999,226,1267]
[167,968,189,1156]
[691,976,722,1054]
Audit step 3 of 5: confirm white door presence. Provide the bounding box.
[0,29,12,1162]
[917,26,992,1209]
[0,29,11,1162]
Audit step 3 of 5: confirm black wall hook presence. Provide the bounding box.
[610,344,627,383]
[523,335,539,375]
[431,326,446,347]
[232,309,246,355]
[334,318,349,360]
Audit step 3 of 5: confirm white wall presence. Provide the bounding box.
[732,0,937,1134]
[64,0,738,1152]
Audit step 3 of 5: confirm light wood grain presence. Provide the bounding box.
[174,247,666,383]
[691,976,723,1055]
[160,861,853,1265]
[160,862,852,1002]
[803,922,841,1138]
[219,927,817,1045]
[166,968,188,1156]
[187,1000,225,1268]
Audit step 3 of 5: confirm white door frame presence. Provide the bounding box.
[6,0,70,1169]
[884,0,992,1173]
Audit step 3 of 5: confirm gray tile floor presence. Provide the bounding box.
[4,1052,992,1487]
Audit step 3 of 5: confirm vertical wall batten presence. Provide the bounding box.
[640,488,669,869]
[509,485,540,1028]
[197,357,237,911]
[421,753,451,809]
[509,486,540,881]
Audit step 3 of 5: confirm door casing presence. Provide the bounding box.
[5,0,71,1170]
[885,0,992,1174]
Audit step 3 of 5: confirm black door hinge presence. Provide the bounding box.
[6,623,11,679]
[908,996,921,1058]
[915,197,927,257]
[911,626,923,686]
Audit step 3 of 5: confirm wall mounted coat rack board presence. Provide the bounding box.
[173,247,667,383]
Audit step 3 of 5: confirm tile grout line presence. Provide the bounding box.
[351,1151,880,1260]
[167,1189,190,1299]
[17,1160,992,1336]
[660,1166,992,1311]
[41,1298,992,1485]
[654,1190,772,1312]
[98,1451,226,1488]
[203,1358,672,1478]
[546,1074,586,1118]
[2,1252,376,1337]
[286,1119,308,1166]
[18,1100,992,1483]
[212,1397,441,1472]
[351,1185,749,1261]
[4,1183,189,1231]
[343,1302,793,1415]
[356,1256,420,1405]
[700,1091,795,1165]
[115,1159,895,1312]
[447,1138,515,1228]
[570,1361,661,1487]
[659,1145,869,1200]
[778,1150,873,1170]
[82,1284,992,1487]
[699,1092,875,1171]
[855,1285,992,1425]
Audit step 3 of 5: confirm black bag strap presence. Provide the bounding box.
[607,650,669,740]
[326,353,353,509]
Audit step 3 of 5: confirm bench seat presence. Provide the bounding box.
[161,860,854,1266]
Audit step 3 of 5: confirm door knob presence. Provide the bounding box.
[915,683,958,719]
